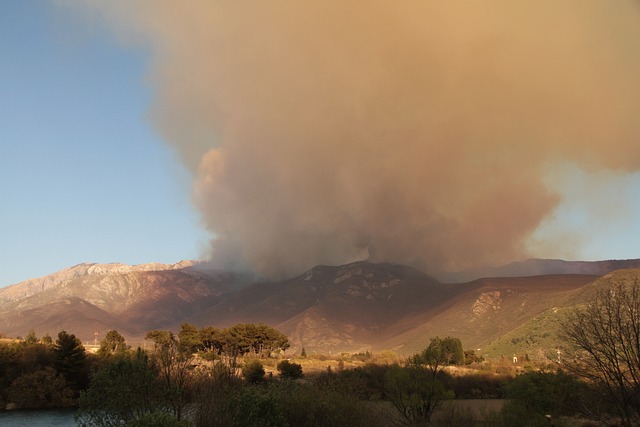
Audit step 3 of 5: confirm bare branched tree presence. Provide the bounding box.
[145,330,194,421]
[560,277,640,424]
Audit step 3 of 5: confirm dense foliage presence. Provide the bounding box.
[0,334,86,410]
[76,350,164,426]
[413,336,465,367]
[2,315,639,426]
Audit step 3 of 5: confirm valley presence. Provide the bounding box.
[2,258,639,358]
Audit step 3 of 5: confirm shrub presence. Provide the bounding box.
[242,359,265,384]
[504,370,582,417]
[191,363,242,427]
[277,360,303,380]
[267,381,384,427]
[442,372,509,399]
[125,412,191,427]
[233,386,287,427]
[7,367,75,409]
[75,353,165,427]
[314,363,389,400]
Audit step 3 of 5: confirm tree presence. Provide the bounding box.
[24,330,38,345]
[53,330,88,391]
[199,326,223,354]
[414,336,465,369]
[224,323,290,358]
[98,330,129,356]
[178,322,202,354]
[560,278,640,424]
[384,364,453,424]
[41,333,53,346]
[145,330,193,421]
[76,350,165,426]
[386,337,461,424]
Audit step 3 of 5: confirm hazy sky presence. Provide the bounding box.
[2,1,640,286]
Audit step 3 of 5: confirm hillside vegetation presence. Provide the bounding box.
[0,260,638,357]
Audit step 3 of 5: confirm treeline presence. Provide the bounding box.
[74,335,597,426]
[171,322,290,360]
[0,330,88,409]
[0,329,581,426]
[4,280,640,427]
[0,322,289,414]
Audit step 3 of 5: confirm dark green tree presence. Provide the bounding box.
[199,326,223,354]
[414,336,465,368]
[98,330,129,356]
[177,322,202,354]
[53,330,88,391]
[224,323,290,357]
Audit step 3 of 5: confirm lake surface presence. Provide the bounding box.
[0,409,76,426]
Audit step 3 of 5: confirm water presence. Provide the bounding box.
[0,409,76,426]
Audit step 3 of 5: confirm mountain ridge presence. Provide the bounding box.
[1,258,638,356]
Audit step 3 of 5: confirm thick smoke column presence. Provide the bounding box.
[75,1,640,278]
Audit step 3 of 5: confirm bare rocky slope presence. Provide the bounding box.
[0,262,250,343]
[1,259,638,356]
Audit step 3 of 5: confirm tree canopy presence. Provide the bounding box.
[413,336,465,368]
[98,330,129,356]
[53,330,88,391]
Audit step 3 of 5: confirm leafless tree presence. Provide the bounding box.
[145,330,194,421]
[560,277,640,425]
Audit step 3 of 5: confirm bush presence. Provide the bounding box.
[233,386,287,427]
[504,370,582,417]
[242,359,265,384]
[7,367,75,409]
[277,360,303,380]
[267,381,384,427]
[442,371,509,399]
[192,363,243,427]
[314,363,389,400]
[125,412,191,427]
[75,353,165,427]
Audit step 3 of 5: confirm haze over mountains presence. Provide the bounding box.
[1,259,639,357]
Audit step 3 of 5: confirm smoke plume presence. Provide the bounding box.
[72,1,640,277]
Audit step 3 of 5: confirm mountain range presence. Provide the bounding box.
[1,258,639,358]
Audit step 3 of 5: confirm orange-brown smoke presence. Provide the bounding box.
[71,1,640,277]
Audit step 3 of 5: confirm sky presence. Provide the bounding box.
[0,2,207,287]
[1,1,640,287]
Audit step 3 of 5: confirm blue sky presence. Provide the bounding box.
[1,2,639,287]
[0,2,208,287]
